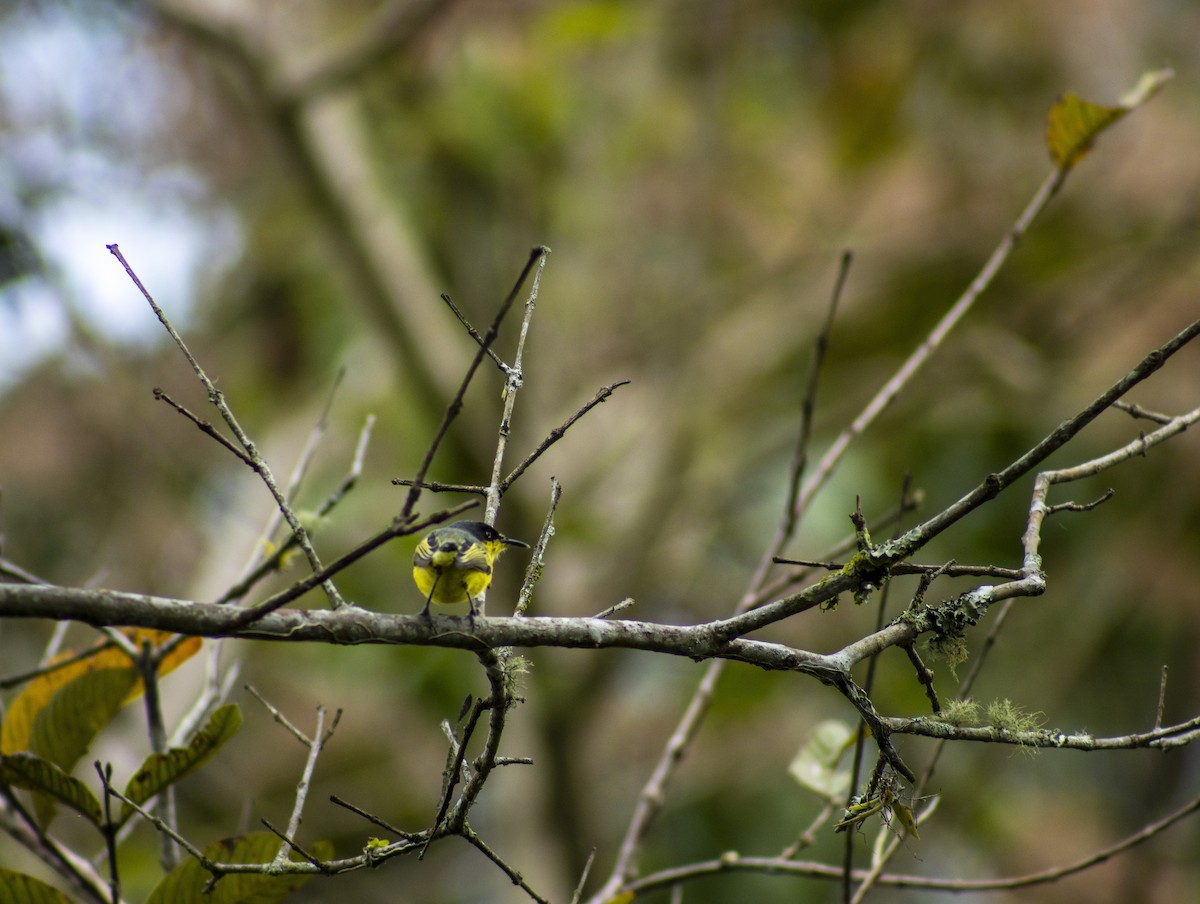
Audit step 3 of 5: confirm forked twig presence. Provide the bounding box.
[501,381,631,493]
[218,412,376,607]
[793,168,1067,523]
[587,158,1156,901]
[107,244,347,610]
[400,247,546,521]
[593,252,860,899]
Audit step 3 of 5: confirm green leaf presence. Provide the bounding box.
[1046,68,1173,171]
[145,832,333,904]
[15,668,138,825]
[121,704,243,824]
[0,631,202,759]
[31,668,139,773]
[0,752,103,826]
[788,719,855,802]
[1045,93,1123,170]
[0,869,76,904]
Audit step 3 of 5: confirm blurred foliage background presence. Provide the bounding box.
[1,1,1199,902]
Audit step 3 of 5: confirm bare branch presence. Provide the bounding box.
[501,381,632,493]
[623,789,1200,895]
[440,292,507,371]
[515,477,562,616]
[794,168,1068,521]
[108,244,347,610]
[152,388,255,467]
[401,247,547,520]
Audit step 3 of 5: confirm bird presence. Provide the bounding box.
[412,520,529,620]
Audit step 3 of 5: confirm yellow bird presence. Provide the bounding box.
[412,520,529,619]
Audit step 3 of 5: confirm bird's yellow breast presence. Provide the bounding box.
[412,562,493,606]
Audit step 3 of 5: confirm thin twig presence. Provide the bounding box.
[501,381,631,492]
[484,247,549,524]
[217,412,376,606]
[0,641,116,690]
[903,643,940,714]
[0,556,49,585]
[622,790,1200,894]
[93,763,122,904]
[463,824,551,904]
[718,319,1200,639]
[571,848,598,904]
[775,558,1021,580]
[240,693,343,868]
[1155,665,1168,730]
[401,247,546,521]
[594,599,636,619]
[515,477,562,616]
[594,251,858,899]
[153,388,254,467]
[328,794,416,838]
[421,697,493,858]
[135,638,179,870]
[440,293,507,370]
[1045,489,1114,516]
[236,369,346,583]
[843,476,913,903]
[105,781,222,867]
[784,248,853,542]
[108,244,346,610]
[793,168,1067,522]
[1114,400,1173,424]
[261,818,330,871]
[391,478,486,494]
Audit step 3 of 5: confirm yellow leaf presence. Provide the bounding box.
[891,800,921,839]
[2,654,88,756]
[1045,92,1124,170]
[1045,68,1173,171]
[1,631,201,755]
